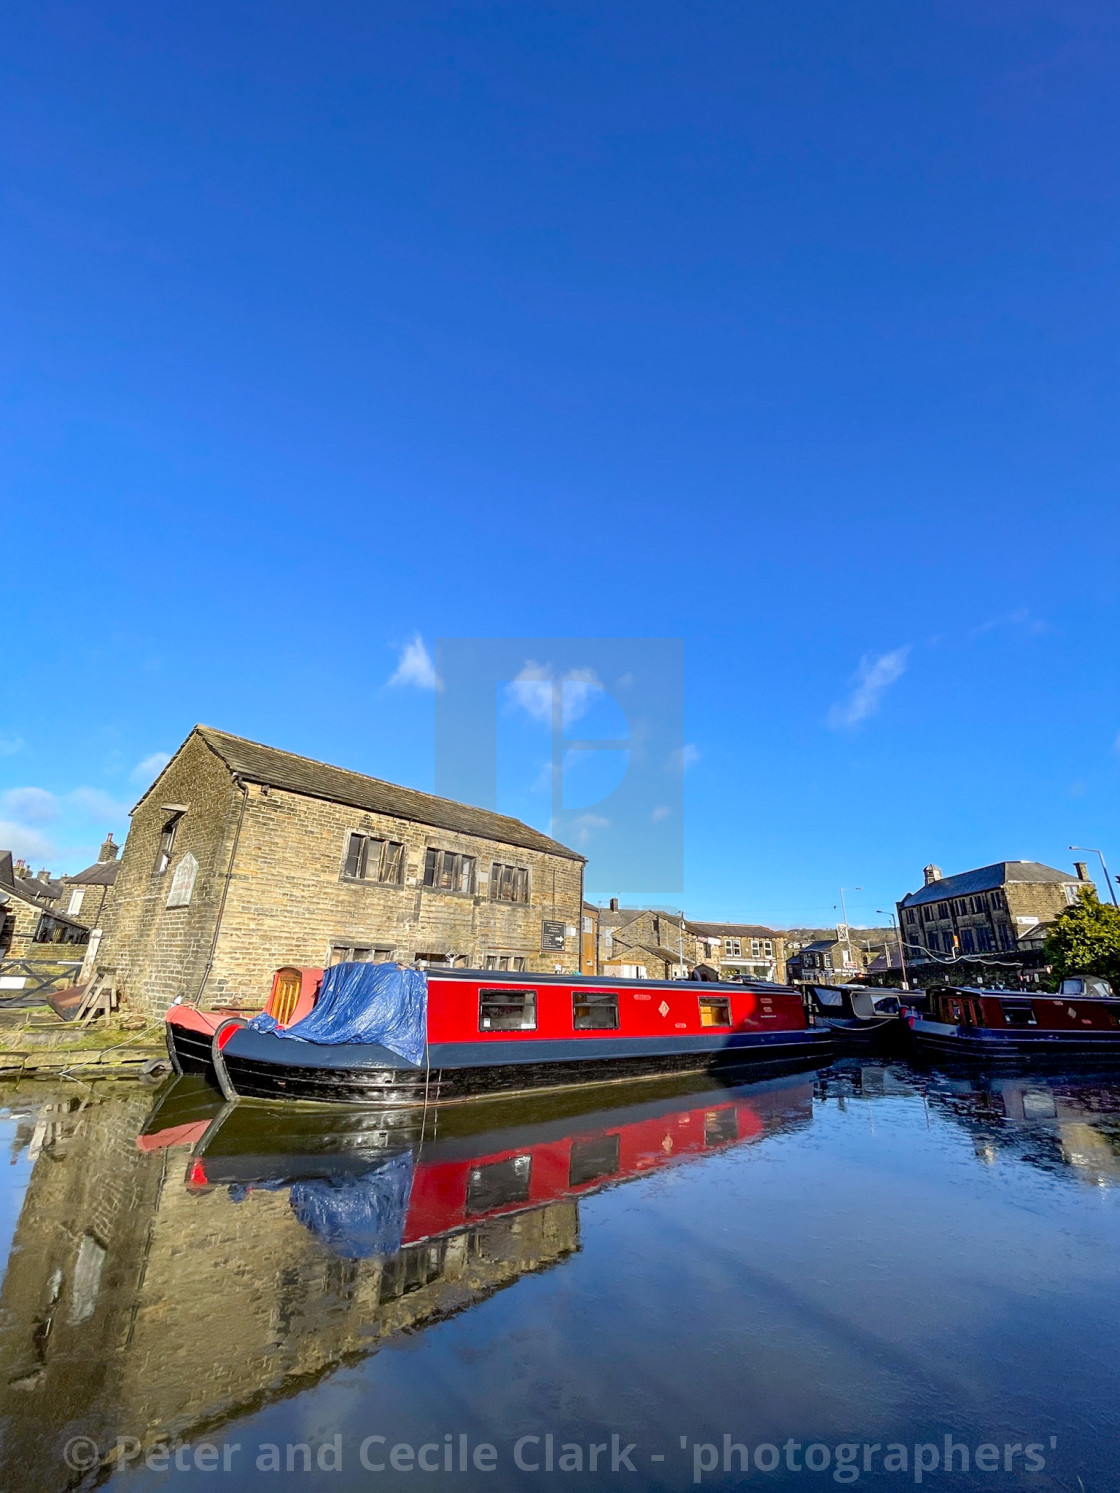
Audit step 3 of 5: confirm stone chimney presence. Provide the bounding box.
[923,864,943,886]
[12,859,29,879]
[36,868,51,883]
[1074,861,1091,882]
[98,832,119,864]
[609,897,619,912]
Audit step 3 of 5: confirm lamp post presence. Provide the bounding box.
[1069,846,1120,909]
[877,909,909,990]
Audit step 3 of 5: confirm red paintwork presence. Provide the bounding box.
[164,967,323,1038]
[424,975,807,1044]
[401,1098,767,1244]
[135,1120,212,1152]
[263,966,323,1025]
[931,990,1120,1032]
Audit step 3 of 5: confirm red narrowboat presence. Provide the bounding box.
[209,963,831,1105]
[908,977,1120,1058]
[164,965,321,1076]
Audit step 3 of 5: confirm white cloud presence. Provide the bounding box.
[827,647,910,730]
[68,788,131,821]
[651,805,672,822]
[0,787,58,825]
[130,751,172,786]
[973,607,1050,638]
[388,634,442,691]
[0,734,23,758]
[505,663,603,727]
[567,812,609,846]
[0,820,55,862]
[667,743,700,774]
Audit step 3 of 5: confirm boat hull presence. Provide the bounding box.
[212,1026,834,1106]
[165,1008,228,1077]
[909,1016,1120,1061]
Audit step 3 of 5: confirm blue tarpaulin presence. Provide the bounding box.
[250,962,428,1067]
[288,1151,416,1259]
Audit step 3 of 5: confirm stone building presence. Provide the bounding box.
[686,922,786,983]
[58,833,120,926]
[0,851,89,999]
[90,726,585,1017]
[896,859,1095,970]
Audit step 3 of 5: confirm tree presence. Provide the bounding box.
[1045,892,1120,986]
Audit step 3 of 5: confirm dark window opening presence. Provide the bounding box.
[1000,1000,1038,1028]
[378,1243,446,1302]
[423,848,476,894]
[154,813,181,876]
[568,1133,621,1187]
[699,996,732,1028]
[479,987,537,1031]
[330,944,393,965]
[573,990,619,1031]
[342,833,405,884]
[33,915,90,946]
[466,1155,532,1214]
[490,863,530,903]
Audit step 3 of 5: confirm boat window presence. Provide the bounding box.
[704,1108,740,1146]
[466,1154,532,1214]
[999,1000,1038,1028]
[573,990,619,1030]
[698,996,732,1028]
[568,1133,620,1187]
[479,987,537,1032]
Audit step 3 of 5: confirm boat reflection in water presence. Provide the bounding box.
[0,1064,818,1489]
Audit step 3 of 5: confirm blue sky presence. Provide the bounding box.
[2,1,1118,927]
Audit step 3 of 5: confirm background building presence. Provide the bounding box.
[896,859,1095,979]
[90,726,584,1017]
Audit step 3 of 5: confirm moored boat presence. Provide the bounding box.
[802,984,907,1049]
[211,963,833,1105]
[164,965,321,1076]
[907,978,1120,1060]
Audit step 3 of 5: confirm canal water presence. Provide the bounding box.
[1,1060,1119,1491]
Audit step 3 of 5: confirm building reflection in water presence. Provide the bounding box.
[820,1060,1120,1188]
[0,1064,818,1487]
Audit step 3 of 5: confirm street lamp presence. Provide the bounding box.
[877,909,909,990]
[1069,846,1120,909]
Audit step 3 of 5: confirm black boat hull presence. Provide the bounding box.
[212,1027,834,1106]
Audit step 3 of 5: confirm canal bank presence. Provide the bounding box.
[0,1007,166,1077]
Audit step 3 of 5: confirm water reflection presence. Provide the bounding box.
[0,1066,817,1486]
[820,1060,1120,1187]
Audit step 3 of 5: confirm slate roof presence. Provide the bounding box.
[63,860,120,887]
[800,939,842,954]
[899,861,1083,909]
[185,726,584,862]
[687,921,779,939]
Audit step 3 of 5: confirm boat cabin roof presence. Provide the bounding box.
[424,966,799,995]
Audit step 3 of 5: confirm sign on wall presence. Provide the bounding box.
[166,852,198,908]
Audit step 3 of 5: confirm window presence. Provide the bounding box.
[423,848,476,894]
[999,1000,1038,1028]
[928,932,940,953]
[975,926,994,952]
[154,813,181,875]
[479,987,537,1031]
[763,939,773,957]
[582,915,592,934]
[67,888,85,917]
[573,990,619,1031]
[750,939,761,957]
[1064,884,1079,905]
[33,915,89,946]
[698,996,732,1028]
[331,944,393,964]
[704,1109,739,1146]
[342,833,404,884]
[724,937,741,957]
[490,862,529,903]
[568,1134,620,1187]
[466,1155,532,1214]
[960,928,975,954]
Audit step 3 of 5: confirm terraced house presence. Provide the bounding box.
[90,726,585,1019]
